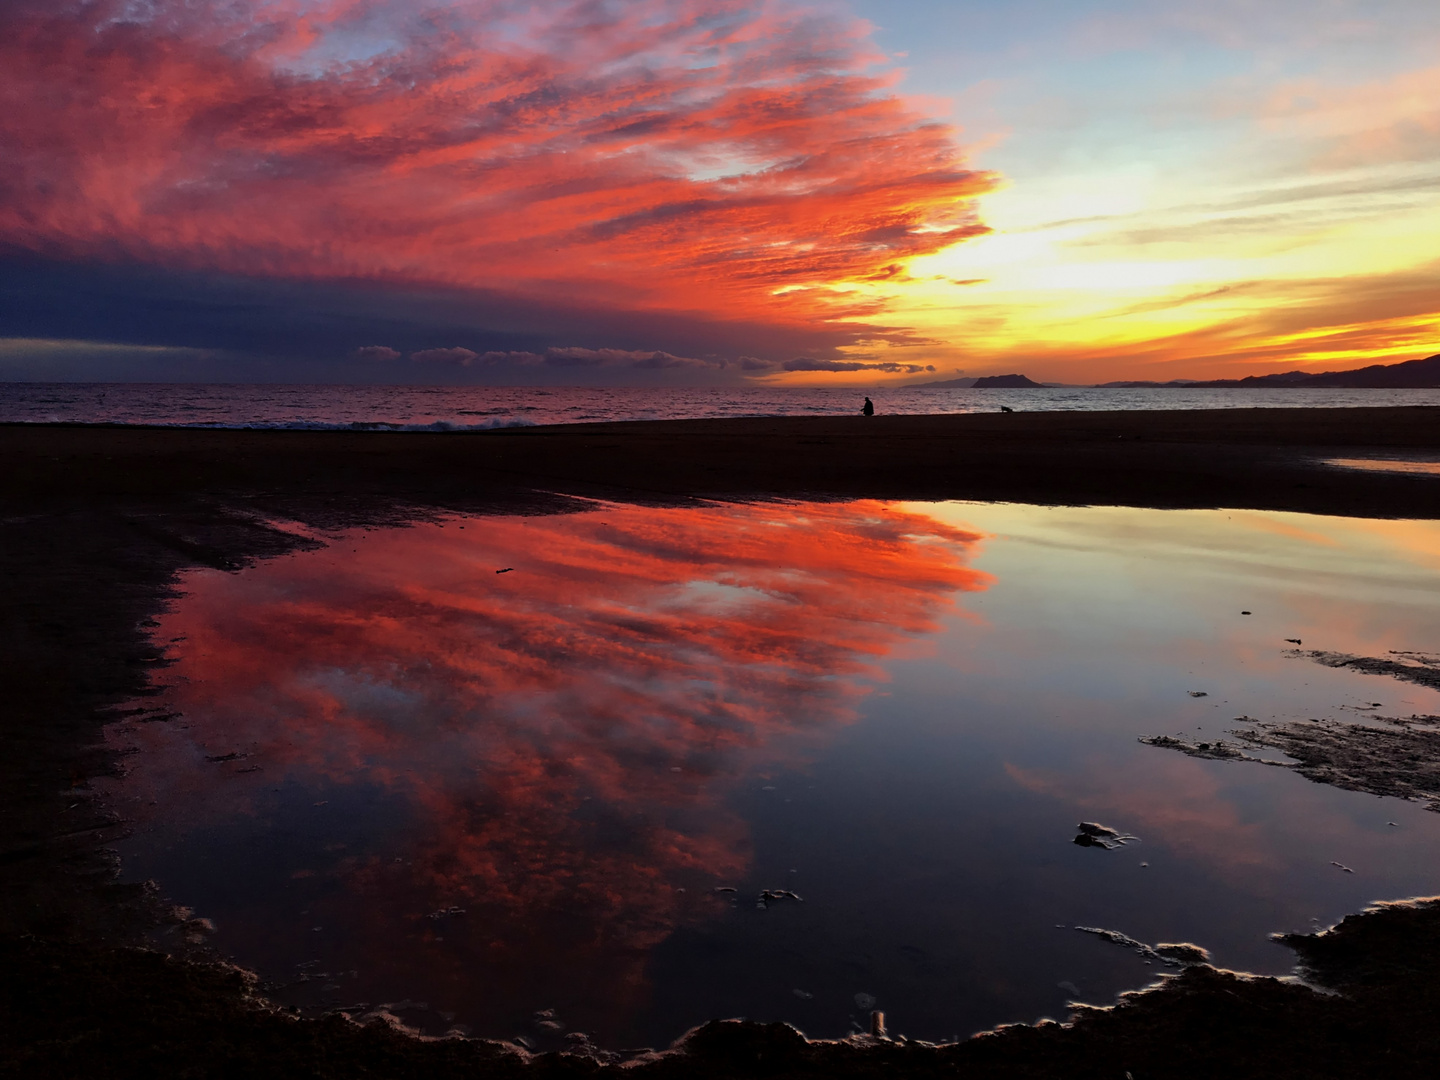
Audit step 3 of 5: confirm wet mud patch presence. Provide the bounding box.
[1294,649,1440,692]
[1073,926,1210,968]
[1141,646,1440,810]
[1140,718,1440,811]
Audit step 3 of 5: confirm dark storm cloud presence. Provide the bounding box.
[782,357,931,374]
[0,256,856,383]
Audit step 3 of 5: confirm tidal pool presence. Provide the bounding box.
[100,500,1440,1049]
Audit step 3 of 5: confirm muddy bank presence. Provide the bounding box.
[5,409,1440,1075]
[6,898,1440,1077]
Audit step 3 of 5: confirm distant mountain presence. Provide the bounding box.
[961,374,1042,385]
[1101,352,1440,389]
[905,377,977,388]
[906,372,1051,389]
[973,373,1047,388]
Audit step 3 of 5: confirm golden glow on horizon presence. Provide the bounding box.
[766,54,1440,387]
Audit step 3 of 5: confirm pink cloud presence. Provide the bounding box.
[0,0,995,341]
[1256,64,1440,168]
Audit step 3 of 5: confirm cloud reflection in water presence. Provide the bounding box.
[114,500,988,1036]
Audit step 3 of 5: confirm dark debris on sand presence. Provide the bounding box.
[1142,645,1440,813]
[1141,721,1440,810]
[1293,649,1440,692]
[1071,822,1139,849]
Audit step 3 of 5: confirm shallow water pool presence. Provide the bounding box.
[100,500,1440,1048]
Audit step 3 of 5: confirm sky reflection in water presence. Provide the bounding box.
[104,500,1440,1047]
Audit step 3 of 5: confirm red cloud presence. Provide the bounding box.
[0,1,994,340]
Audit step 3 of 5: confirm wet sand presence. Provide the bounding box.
[4,408,1440,1076]
[5,405,1440,516]
[5,895,1440,1078]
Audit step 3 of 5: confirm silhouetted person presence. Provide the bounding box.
[862,396,874,416]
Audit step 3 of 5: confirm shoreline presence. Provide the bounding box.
[4,408,1440,1075]
[5,405,1440,519]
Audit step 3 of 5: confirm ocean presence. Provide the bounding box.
[3,382,1439,430]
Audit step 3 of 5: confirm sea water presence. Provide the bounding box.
[5,382,1440,429]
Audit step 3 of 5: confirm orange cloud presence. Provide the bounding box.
[0,1,994,342]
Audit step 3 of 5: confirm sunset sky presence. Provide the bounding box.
[2,0,1437,385]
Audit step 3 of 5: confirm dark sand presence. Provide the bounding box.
[6,405,1440,515]
[5,408,1440,1077]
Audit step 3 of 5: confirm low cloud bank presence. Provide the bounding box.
[360,346,939,376]
[782,358,937,374]
[375,346,721,371]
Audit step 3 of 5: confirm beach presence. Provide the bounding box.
[6,406,1440,516]
[4,408,1440,1077]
